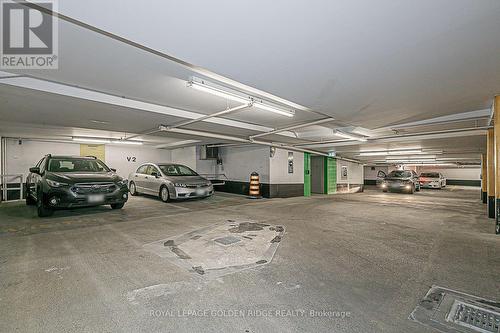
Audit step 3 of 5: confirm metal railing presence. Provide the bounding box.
[0,174,24,202]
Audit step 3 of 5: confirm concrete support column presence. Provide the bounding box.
[487,128,495,218]
[494,95,500,233]
[481,153,487,203]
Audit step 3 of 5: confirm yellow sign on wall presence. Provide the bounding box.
[80,144,105,162]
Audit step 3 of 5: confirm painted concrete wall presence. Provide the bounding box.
[336,159,364,184]
[364,165,389,180]
[415,166,480,180]
[105,145,171,179]
[4,139,172,181]
[181,145,270,183]
[217,146,270,183]
[171,146,197,170]
[269,149,304,184]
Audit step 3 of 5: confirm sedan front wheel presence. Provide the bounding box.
[160,186,170,203]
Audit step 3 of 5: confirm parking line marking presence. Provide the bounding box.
[162,203,190,211]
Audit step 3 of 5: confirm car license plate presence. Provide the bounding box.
[88,194,104,203]
[195,188,205,196]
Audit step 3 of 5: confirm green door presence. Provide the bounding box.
[304,152,311,196]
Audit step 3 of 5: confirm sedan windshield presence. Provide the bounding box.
[159,164,198,176]
[420,172,439,177]
[47,158,110,172]
[387,170,412,178]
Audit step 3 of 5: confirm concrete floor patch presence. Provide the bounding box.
[143,219,285,279]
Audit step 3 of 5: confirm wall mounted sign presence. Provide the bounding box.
[80,144,105,162]
[341,165,348,181]
[288,152,294,173]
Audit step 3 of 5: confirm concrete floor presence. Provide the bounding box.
[0,187,499,332]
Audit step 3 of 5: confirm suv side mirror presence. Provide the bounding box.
[29,167,40,174]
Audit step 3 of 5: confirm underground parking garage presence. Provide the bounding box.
[0,1,500,332]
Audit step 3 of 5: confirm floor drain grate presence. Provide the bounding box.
[447,300,500,333]
[214,236,241,246]
[409,286,500,333]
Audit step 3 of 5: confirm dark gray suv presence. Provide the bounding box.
[26,155,129,217]
[380,170,421,194]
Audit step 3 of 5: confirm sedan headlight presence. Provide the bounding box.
[174,183,187,188]
[46,179,68,187]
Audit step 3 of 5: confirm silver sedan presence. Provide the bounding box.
[128,163,214,202]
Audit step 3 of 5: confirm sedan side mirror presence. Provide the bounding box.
[151,171,160,178]
[110,168,117,172]
[29,167,40,174]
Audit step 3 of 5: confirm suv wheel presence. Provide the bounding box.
[36,191,53,217]
[160,186,170,203]
[129,181,139,196]
[111,203,125,209]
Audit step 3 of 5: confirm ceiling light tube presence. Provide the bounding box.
[72,137,110,144]
[252,101,295,117]
[358,151,389,156]
[112,140,143,145]
[187,81,250,104]
[358,149,423,156]
[335,130,368,142]
[188,80,295,117]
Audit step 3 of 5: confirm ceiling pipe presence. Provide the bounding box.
[121,127,164,141]
[122,104,251,142]
[294,126,491,147]
[160,126,331,157]
[248,118,335,140]
[167,103,251,129]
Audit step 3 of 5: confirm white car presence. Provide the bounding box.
[419,172,446,189]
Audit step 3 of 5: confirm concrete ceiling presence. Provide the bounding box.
[55,0,500,128]
[0,0,498,165]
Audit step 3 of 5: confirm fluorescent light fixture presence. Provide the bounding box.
[188,79,295,117]
[335,130,368,142]
[252,101,295,117]
[404,163,456,166]
[388,150,422,155]
[72,137,110,144]
[358,151,389,156]
[111,140,143,145]
[188,81,249,104]
[72,137,143,145]
[385,155,436,161]
[358,149,423,156]
[385,160,437,164]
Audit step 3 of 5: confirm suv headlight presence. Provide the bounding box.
[46,179,68,187]
[174,183,187,188]
[117,179,128,187]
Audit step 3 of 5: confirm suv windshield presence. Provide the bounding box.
[159,164,198,176]
[47,158,110,173]
[387,170,412,178]
[420,172,439,177]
